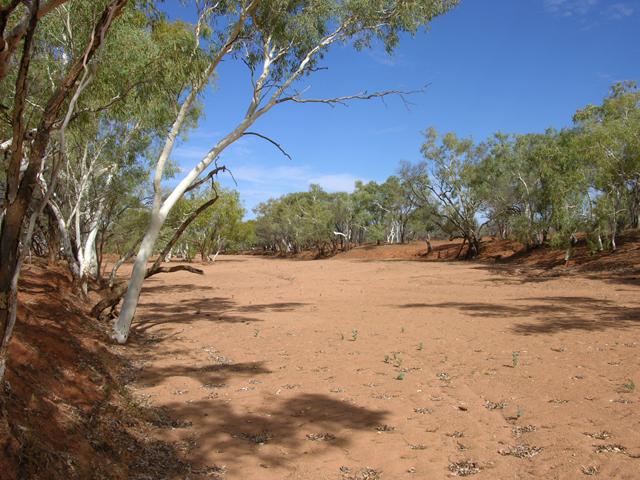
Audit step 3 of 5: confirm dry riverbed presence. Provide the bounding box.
[126,255,640,479]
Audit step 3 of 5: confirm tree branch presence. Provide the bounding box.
[185,164,228,193]
[277,85,427,108]
[242,131,292,160]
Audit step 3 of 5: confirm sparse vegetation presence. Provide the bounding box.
[448,460,481,476]
[512,351,520,368]
[581,465,600,476]
[498,444,544,458]
[622,379,635,391]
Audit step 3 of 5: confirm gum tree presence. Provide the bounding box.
[113,0,460,343]
[402,127,487,258]
[0,0,129,383]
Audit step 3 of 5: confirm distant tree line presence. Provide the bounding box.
[252,82,640,259]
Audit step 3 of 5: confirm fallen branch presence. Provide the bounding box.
[91,264,203,318]
[152,265,204,275]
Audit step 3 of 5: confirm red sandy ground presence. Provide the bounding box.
[2,236,640,479]
[127,247,640,479]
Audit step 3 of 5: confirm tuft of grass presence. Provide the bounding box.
[351,329,358,341]
[417,342,424,351]
[396,372,405,381]
[499,444,543,458]
[484,400,507,410]
[581,465,599,476]
[448,460,480,476]
[384,352,402,367]
[306,432,336,442]
[512,351,520,368]
[254,328,260,337]
[622,379,635,391]
[375,424,395,432]
[594,444,626,454]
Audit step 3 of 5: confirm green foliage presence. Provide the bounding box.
[512,351,520,368]
[169,186,246,261]
[400,128,487,257]
[252,175,438,254]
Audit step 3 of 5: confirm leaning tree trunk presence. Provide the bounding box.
[78,198,109,294]
[112,213,165,342]
[105,195,218,334]
[467,236,481,259]
[455,237,467,259]
[425,233,433,255]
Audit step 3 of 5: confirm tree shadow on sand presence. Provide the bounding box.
[399,295,640,335]
[473,263,640,288]
[157,393,389,471]
[131,294,307,338]
[135,361,272,388]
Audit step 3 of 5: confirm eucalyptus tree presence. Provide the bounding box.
[573,81,640,249]
[512,129,590,257]
[378,175,416,243]
[474,133,521,240]
[253,185,336,255]
[0,0,129,383]
[47,15,210,293]
[179,187,245,261]
[114,0,460,343]
[349,179,415,245]
[351,180,388,244]
[401,127,487,258]
[329,191,357,250]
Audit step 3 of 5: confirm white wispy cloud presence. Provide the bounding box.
[172,145,210,162]
[232,164,310,186]
[231,164,365,194]
[544,0,599,17]
[171,137,366,212]
[367,48,397,67]
[608,2,635,19]
[544,0,635,20]
[308,173,363,192]
[372,125,407,135]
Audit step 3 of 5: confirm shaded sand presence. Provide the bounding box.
[127,255,640,479]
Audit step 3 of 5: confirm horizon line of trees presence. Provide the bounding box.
[250,81,640,259]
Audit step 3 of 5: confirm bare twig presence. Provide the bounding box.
[242,131,292,160]
[276,85,428,109]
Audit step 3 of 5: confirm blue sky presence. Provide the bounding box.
[164,0,639,217]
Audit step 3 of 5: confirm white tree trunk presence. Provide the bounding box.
[112,17,362,342]
[112,211,165,343]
